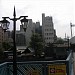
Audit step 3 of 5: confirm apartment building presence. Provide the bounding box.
[0,27,13,47]
[42,13,56,44]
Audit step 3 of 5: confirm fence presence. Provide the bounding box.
[0,51,74,75]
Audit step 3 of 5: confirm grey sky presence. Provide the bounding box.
[0,0,75,38]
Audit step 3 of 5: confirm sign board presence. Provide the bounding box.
[48,64,66,75]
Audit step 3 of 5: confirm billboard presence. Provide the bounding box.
[48,64,66,75]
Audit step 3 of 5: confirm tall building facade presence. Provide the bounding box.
[35,22,42,34]
[16,14,57,46]
[42,13,56,44]
[25,20,42,46]
[25,19,33,46]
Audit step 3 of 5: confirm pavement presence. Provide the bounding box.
[73,52,75,75]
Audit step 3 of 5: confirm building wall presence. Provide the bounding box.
[36,22,40,29]
[16,31,26,46]
[35,22,42,34]
[25,20,42,46]
[19,19,35,46]
[54,29,57,42]
[25,19,33,46]
[32,23,36,33]
[0,26,4,46]
[20,25,24,32]
[0,27,13,47]
[42,13,55,44]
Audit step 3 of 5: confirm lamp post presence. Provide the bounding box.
[0,6,28,75]
[67,36,70,52]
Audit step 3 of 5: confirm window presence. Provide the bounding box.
[49,37,50,39]
[45,33,46,35]
[47,37,48,39]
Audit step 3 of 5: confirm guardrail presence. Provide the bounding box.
[0,51,74,75]
[0,62,8,75]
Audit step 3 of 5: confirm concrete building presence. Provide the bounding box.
[35,22,42,34]
[54,29,57,42]
[17,14,57,46]
[4,31,13,47]
[32,22,36,33]
[16,31,26,46]
[16,19,34,47]
[25,19,33,46]
[0,26,11,47]
[20,25,23,32]
[42,13,56,44]
[25,20,42,46]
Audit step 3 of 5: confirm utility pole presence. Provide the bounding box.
[70,23,75,38]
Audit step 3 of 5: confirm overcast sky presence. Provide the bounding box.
[0,0,75,38]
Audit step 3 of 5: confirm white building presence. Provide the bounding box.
[42,13,55,44]
[20,19,40,46]
[20,19,34,46]
[25,19,33,46]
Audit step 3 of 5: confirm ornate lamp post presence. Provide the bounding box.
[0,6,28,75]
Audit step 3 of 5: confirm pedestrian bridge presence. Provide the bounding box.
[0,51,74,75]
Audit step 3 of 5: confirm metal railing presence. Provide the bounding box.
[0,51,74,75]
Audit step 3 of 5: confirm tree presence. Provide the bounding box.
[29,33,44,57]
[56,38,64,44]
[2,42,12,51]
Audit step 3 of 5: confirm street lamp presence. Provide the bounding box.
[0,6,28,75]
[20,16,28,32]
[0,17,10,32]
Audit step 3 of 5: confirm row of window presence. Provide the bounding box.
[45,37,54,40]
[45,33,53,36]
[0,39,4,42]
[44,24,53,27]
[0,36,4,38]
[46,42,53,44]
[0,33,4,35]
[44,18,52,22]
[44,29,53,31]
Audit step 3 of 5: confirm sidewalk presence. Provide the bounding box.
[73,52,75,75]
